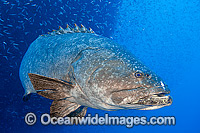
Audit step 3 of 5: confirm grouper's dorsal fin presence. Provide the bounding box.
[43,24,95,36]
[28,73,74,100]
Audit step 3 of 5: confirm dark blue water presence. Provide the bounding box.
[0,0,199,132]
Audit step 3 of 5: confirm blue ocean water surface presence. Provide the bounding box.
[0,0,199,132]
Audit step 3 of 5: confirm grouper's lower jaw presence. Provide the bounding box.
[138,94,172,110]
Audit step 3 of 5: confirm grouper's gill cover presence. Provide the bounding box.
[20,24,172,118]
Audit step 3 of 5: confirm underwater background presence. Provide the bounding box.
[0,0,199,132]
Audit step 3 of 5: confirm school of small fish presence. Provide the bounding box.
[0,0,121,85]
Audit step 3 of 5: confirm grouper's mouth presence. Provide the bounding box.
[111,86,172,110]
[137,92,172,110]
[135,85,172,110]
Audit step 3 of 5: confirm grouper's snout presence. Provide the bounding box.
[154,80,170,93]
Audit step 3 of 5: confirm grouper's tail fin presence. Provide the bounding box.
[28,73,87,118]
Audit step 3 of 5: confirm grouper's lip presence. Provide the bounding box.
[118,94,172,110]
[136,91,173,107]
[121,87,172,109]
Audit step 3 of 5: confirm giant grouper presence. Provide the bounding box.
[19,24,172,118]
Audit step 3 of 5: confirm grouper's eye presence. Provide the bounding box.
[134,72,143,78]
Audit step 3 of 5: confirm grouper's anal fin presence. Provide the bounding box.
[28,73,74,100]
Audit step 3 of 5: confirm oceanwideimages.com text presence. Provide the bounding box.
[25,113,176,128]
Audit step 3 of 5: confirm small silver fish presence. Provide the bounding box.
[20,24,172,118]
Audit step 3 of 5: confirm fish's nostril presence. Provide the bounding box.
[145,74,150,77]
[145,73,152,79]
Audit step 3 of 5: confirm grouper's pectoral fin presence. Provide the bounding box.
[28,73,87,119]
[28,73,74,100]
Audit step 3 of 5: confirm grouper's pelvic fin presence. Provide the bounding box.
[51,100,88,118]
[23,92,32,102]
[44,24,94,37]
[28,73,87,118]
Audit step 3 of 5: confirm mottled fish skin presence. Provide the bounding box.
[20,29,172,113]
